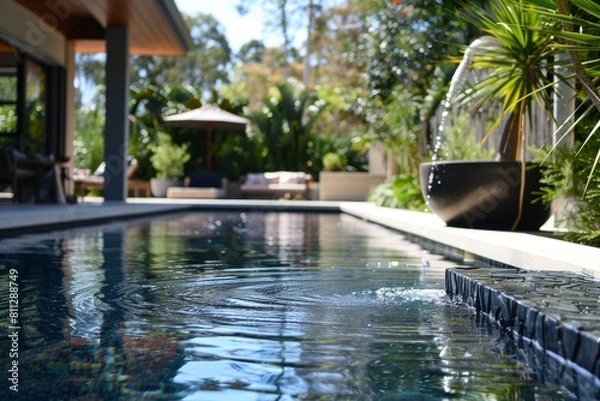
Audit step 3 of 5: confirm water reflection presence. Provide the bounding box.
[0,212,572,400]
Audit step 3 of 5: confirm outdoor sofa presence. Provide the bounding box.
[240,171,312,199]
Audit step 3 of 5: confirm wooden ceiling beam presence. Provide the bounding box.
[12,0,190,56]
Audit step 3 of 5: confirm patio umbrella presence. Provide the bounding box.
[163,104,250,170]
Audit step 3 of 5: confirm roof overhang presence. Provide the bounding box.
[13,0,192,56]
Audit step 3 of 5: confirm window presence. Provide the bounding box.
[24,58,46,155]
[0,39,63,157]
[0,42,18,148]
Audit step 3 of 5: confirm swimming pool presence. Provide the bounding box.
[0,211,568,399]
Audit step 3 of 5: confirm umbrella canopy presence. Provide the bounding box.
[163,104,250,169]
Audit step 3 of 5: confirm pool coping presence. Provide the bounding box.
[339,202,600,277]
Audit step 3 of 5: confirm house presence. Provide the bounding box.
[0,0,192,202]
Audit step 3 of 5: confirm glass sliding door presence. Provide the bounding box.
[0,38,65,158]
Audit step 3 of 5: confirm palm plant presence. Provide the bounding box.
[247,79,328,173]
[527,0,600,193]
[522,0,600,243]
[552,0,600,110]
[420,0,559,230]
[458,0,560,161]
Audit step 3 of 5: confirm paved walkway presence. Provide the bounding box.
[0,198,337,233]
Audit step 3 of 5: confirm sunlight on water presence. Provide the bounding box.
[0,212,571,400]
[372,288,446,304]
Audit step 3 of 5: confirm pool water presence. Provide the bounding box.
[0,212,569,400]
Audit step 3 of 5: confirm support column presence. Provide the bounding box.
[64,42,76,195]
[104,26,129,202]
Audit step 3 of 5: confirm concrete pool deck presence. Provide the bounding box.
[2,198,600,390]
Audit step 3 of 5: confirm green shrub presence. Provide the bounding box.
[437,112,495,161]
[536,138,600,247]
[149,132,190,179]
[322,152,347,171]
[367,174,428,211]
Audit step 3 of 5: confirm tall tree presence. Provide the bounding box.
[349,0,475,101]
[308,0,364,88]
[246,78,327,174]
[237,0,312,79]
[74,54,105,109]
[238,40,266,64]
[130,13,233,93]
[344,0,477,158]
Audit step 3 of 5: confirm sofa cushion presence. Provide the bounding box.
[167,186,225,199]
[245,173,270,187]
[188,173,223,188]
[279,172,306,184]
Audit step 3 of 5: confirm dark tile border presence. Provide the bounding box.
[446,267,600,396]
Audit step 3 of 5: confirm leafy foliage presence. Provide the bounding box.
[73,105,105,173]
[361,88,422,176]
[131,13,233,92]
[367,174,427,211]
[534,100,600,246]
[437,112,495,160]
[246,79,328,175]
[236,0,311,77]
[128,84,198,179]
[149,132,191,179]
[537,142,600,246]
[349,0,475,102]
[322,152,347,171]
[528,0,600,194]
[341,0,477,172]
[306,133,367,178]
[458,0,560,161]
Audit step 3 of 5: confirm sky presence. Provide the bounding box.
[173,0,271,52]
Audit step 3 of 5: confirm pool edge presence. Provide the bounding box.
[445,266,600,391]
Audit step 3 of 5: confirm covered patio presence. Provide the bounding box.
[0,0,192,204]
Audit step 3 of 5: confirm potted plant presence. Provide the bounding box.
[149,132,191,197]
[419,0,558,230]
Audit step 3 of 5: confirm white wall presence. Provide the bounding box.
[369,142,387,175]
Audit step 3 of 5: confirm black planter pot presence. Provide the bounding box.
[419,161,550,231]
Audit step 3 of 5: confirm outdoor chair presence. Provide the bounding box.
[0,147,68,203]
[73,157,150,198]
[0,147,36,202]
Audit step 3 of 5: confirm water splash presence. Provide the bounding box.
[432,36,500,161]
[374,287,446,304]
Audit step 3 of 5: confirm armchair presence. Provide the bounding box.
[0,147,67,203]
